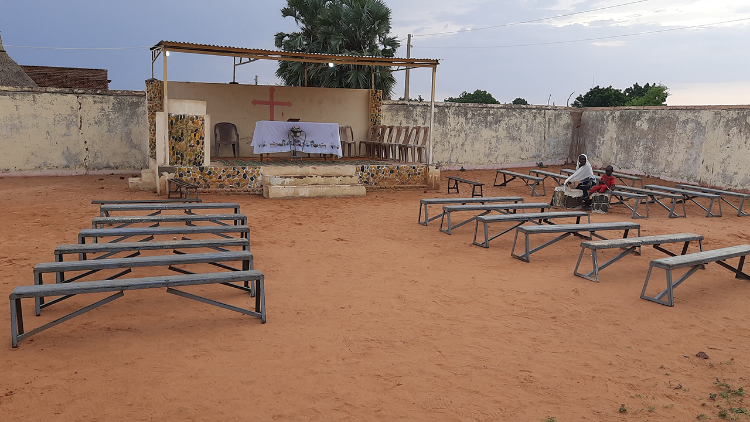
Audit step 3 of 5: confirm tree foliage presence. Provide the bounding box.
[572,83,669,107]
[512,97,529,105]
[444,90,500,104]
[274,0,400,98]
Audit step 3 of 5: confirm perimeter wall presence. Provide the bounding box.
[382,101,750,190]
[0,86,148,174]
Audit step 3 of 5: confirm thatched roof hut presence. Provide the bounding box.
[0,34,38,87]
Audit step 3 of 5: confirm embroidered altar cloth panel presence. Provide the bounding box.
[252,121,342,157]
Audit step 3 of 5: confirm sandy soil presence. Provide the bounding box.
[1,166,749,421]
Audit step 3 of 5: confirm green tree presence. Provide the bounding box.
[625,84,669,106]
[274,0,400,98]
[444,90,500,104]
[572,86,627,107]
[512,97,529,105]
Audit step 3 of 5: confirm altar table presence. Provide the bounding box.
[251,121,342,158]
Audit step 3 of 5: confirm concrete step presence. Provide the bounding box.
[262,165,356,177]
[262,174,360,187]
[263,184,366,199]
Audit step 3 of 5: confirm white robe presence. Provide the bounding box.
[565,154,596,185]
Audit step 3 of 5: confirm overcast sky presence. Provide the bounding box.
[2,0,749,105]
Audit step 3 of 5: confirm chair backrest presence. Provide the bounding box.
[383,126,397,144]
[215,122,238,142]
[375,125,388,143]
[391,126,406,144]
[338,125,354,143]
[400,126,416,144]
[418,126,430,146]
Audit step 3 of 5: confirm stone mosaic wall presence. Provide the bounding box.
[356,164,427,186]
[176,166,263,193]
[370,90,383,127]
[145,79,164,159]
[169,114,205,166]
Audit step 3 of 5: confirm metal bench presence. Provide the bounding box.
[617,186,685,218]
[78,225,250,245]
[446,176,484,197]
[99,202,240,217]
[640,245,750,306]
[439,202,551,235]
[92,213,247,229]
[472,211,590,248]
[494,170,545,196]
[511,222,641,262]
[644,184,722,217]
[168,178,199,199]
[10,270,265,348]
[34,250,255,316]
[593,169,643,187]
[573,233,704,282]
[675,184,749,217]
[609,190,649,219]
[418,197,523,226]
[92,199,202,205]
[528,169,568,187]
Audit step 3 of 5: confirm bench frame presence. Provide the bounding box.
[439,203,551,235]
[675,184,749,217]
[609,190,649,219]
[618,186,685,218]
[472,211,590,248]
[10,271,265,348]
[593,169,643,187]
[528,170,567,187]
[573,234,704,282]
[494,170,545,196]
[417,197,523,226]
[168,178,199,199]
[446,176,484,197]
[640,247,750,306]
[511,223,641,263]
[645,184,722,217]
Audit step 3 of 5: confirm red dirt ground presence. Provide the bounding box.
[1,166,748,421]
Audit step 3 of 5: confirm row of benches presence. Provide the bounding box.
[417,196,750,307]
[10,200,266,348]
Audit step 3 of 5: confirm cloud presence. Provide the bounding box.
[592,41,626,46]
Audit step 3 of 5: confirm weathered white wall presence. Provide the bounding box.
[168,82,371,157]
[0,86,148,173]
[381,101,573,168]
[579,106,750,190]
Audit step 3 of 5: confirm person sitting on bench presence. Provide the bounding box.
[565,154,598,196]
[589,165,616,194]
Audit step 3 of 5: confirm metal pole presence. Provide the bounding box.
[428,65,436,165]
[233,57,236,83]
[163,49,169,169]
[404,34,411,101]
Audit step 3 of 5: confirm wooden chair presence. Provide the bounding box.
[338,125,355,158]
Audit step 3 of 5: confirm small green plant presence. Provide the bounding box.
[459,166,466,171]
[697,414,707,420]
[718,408,728,418]
[648,405,655,412]
[536,162,547,168]
[729,407,747,414]
[619,404,627,413]
[543,417,556,422]
[710,393,718,400]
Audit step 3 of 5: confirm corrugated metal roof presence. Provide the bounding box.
[152,41,439,68]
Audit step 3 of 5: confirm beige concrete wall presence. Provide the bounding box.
[579,106,750,190]
[0,86,148,173]
[167,82,371,157]
[381,101,573,168]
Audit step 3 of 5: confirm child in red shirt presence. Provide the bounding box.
[590,165,616,194]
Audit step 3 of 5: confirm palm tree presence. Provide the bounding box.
[274,0,400,98]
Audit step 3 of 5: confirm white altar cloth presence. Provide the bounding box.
[251,121,342,157]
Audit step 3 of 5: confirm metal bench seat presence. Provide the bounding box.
[439,202,551,234]
[617,186,685,218]
[644,184,722,217]
[574,233,704,282]
[56,238,250,258]
[418,196,523,226]
[511,222,640,262]
[92,213,247,229]
[10,270,266,348]
[99,202,240,217]
[494,170,545,196]
[34,251,255,315]
[446,176,484,197]
[641,244,750,306]
[528,170,568,187]
[472,211,590,248]
[593,169,643,187]
[168,178,199,199]
[675,184,749,217]
[78,225,250,244]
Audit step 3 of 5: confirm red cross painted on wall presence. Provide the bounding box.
[251,87,292,121]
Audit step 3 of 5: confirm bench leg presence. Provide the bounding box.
[10,298,23,348]
[447,179,459,195]
[574,246,639,282]
[714,256,750,280]
[418,203,428,226]
[166,284,265,322]
[494,173,515,187]
[511,232,572,263]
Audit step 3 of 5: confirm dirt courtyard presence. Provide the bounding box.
[1,166,748,421]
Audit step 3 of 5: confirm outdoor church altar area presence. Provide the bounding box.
[146,80,429,194]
